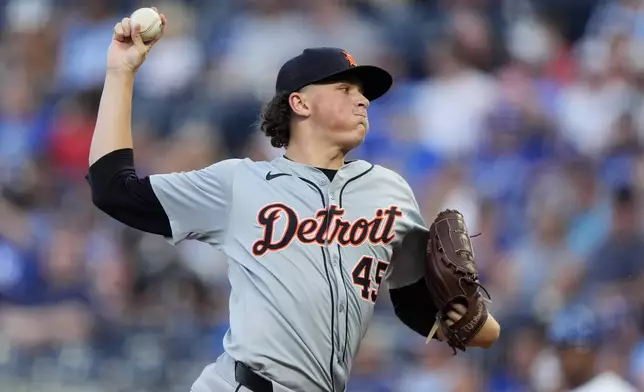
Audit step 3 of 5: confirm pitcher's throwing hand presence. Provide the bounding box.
[108,7,167,73]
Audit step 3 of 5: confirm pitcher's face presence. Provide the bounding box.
[300,80,370,152]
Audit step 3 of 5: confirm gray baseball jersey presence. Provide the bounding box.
[149,156,428,392]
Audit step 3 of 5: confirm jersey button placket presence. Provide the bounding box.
[327,178,348,367]
[331,249,347,364]
[330,181,348,366]
[330,238,347,363]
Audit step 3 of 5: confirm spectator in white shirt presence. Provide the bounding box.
[547,305,637,392]
[411,38,499,158]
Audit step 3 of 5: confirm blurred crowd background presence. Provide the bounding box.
[1,0,644,391]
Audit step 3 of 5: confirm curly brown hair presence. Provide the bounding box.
[259,91,292,148]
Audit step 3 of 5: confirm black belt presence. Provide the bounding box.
[235,361,273,392]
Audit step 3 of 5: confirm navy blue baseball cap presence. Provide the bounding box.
[275,47,393,101]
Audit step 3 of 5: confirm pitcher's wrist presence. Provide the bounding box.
[105,67,136,82]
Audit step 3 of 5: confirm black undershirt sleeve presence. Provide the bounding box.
[389,278,440,339]
[86,148,172,237]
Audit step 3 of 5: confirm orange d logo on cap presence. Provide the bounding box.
[342,50,358,67]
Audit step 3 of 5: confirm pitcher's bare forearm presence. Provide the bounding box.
[89,70,135,165]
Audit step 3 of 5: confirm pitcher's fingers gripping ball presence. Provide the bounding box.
[113,7,163,42]
[129,7,163,42]
[110,7,166,72]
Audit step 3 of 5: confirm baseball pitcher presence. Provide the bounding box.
[86,9,501,392]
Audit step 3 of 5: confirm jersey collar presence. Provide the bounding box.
[271,156,372,182]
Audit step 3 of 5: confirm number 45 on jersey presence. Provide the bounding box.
[352,256,389,304]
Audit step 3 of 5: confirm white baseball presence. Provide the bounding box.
[130,8,162,42]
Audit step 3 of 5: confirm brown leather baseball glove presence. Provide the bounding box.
[424,209,490,353]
